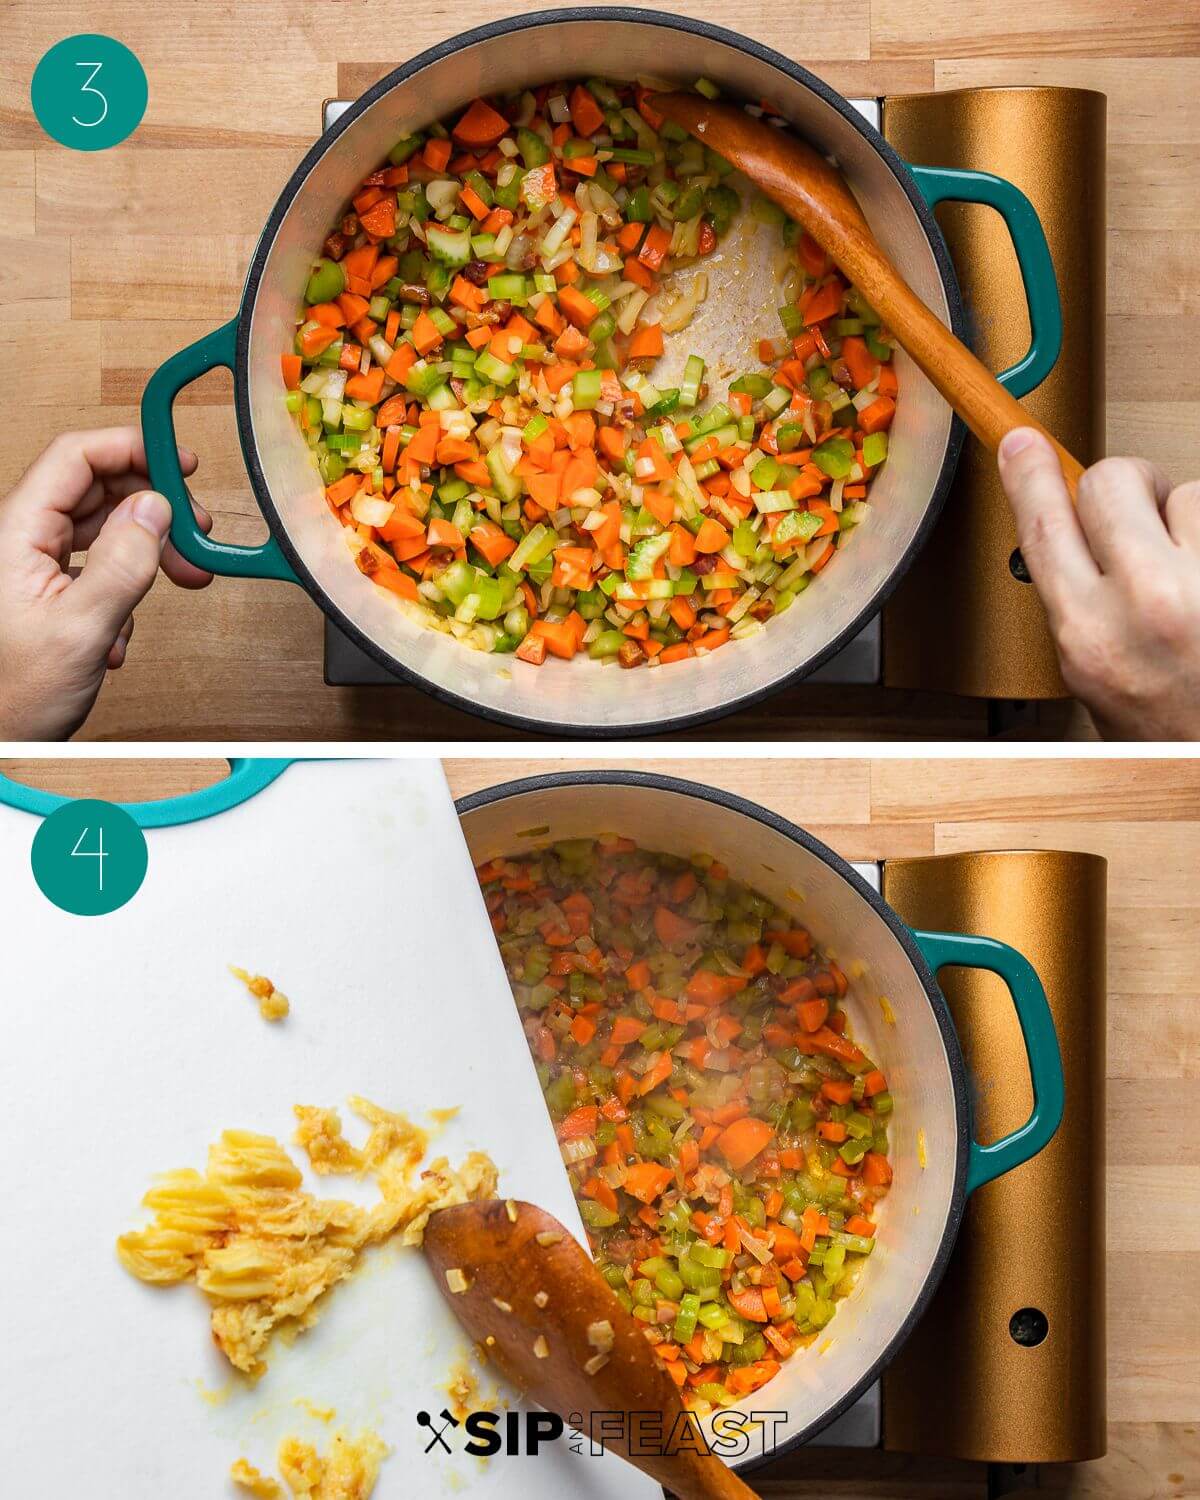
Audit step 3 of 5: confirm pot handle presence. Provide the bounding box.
[141,318,298,582]
[0,759,293,826]
[907,164,1062,401]
[911,929,1064,1194]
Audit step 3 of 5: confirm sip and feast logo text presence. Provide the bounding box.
[418,1407,788,1461]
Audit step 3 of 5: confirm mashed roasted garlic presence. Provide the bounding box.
[117,1097,497,1379]
[231,966,290,1022]
[232,1428,388,1499]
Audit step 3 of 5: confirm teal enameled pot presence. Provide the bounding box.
[143,10,1061,736]
[455,771,1064,1470]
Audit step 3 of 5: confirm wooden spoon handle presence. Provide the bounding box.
[653,92,1084,500]
[813,233,1084,499]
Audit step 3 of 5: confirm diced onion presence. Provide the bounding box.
[658,272,708,334]
[351,492,394,528]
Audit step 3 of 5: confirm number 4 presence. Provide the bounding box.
[73,62,109,129]
[71,825,107,891]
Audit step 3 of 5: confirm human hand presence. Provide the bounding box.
[0,426,213,741]
[998,428,1200,739]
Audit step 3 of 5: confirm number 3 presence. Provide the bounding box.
[72,61,109,129]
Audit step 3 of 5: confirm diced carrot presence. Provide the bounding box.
[453,97,510,147]
[668,524,696,567]
[426,517,464,550]
[693,518,730,554]
[617,221,647,253]
[422,137,452,172]
[581,1175,618,1214]
[299,324,338,359]
[637,223,672,271]
[624,1161,674,1204]
[801,276,844,325]
[344,365,384,404]
[653,906,699,947]
[411,310,444,355]
[796,998,829,1034]
[554,323,590,358]
[309,301,346,329]
[398,423,437,468]
[571,1014,597,1046]
[569,83,605,137]
[280,353,302,390]
[558,284,600,329]
[627,323,664,360]
[515,633,546,665]
[449,275,488,314]
[859,395,896,433]
[342,244,379,281]
[642,487,675,528]
[378,505,424,543]
[841,335,879,390]
[530,618,580,660]
[715,1116,774,1172]
[383,341,416,382]
[467,520,516,567]
[359,195,396,240]
[727,1286,768,1323]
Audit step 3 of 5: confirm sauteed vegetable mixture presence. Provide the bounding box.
[285,78,898,669]
[479,838,893,1408]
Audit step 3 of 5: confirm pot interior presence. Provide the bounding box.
[246,16,957,731]
[457,777,962,1455]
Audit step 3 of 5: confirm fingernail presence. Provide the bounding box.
[180,446,198,467]
[130,490,172,540]
[999,428,1037,462]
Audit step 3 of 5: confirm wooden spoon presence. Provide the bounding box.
[652,92,1084,499]
[425,1199,757,1499]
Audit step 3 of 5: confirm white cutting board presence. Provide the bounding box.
[0,759,659,1499]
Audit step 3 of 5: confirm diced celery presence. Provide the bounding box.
[305,257,345,305]
[752,490,797,515]
[761,385,792,418]
[426,225,471,267]
[679,354,705,410]
[812,436,855,480]
[517,126,550,168]
[488,273,528,303]
[485,446,524,502]
[474,349,518,385]
[771,510,822,548]
[572,369,602,410]
[388,134,424,165]
[588,629,626,659]
[508,522,556,573]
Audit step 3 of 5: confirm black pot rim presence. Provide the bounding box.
[235,7,968,738]
[454,768,972,1469]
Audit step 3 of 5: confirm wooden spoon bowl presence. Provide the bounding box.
[425,1199,757,1500]
[652,91,1083,499]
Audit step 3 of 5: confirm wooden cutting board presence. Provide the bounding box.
[0,759,659,1498]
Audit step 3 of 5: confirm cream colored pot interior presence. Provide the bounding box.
[247,18,955,730]
[458,780,960,1456]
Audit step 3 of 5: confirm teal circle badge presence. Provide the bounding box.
[31,800,148,916]
[31,35,148,152]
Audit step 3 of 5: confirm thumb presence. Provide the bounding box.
[65,490,171,640]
